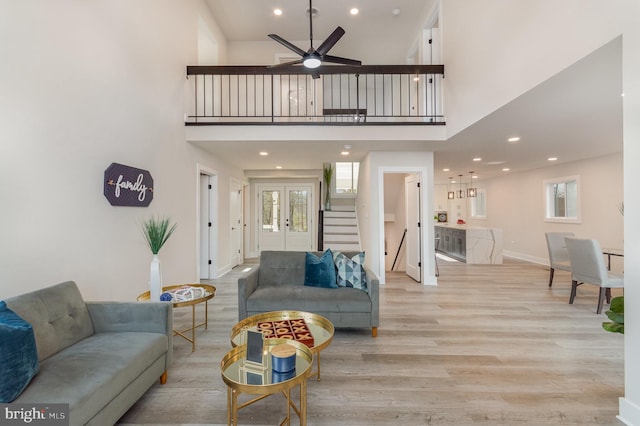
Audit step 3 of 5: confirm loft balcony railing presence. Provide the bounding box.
[185,64,445,125]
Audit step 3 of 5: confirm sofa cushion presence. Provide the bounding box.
[0,301,39,403]
[14,331,168,425]
[247,286,371,313]
[333,251,367,291]
[5,281,94,361]
[258,251,307,287]
[304,249,338,288]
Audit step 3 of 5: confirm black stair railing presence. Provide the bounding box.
[186,64,445,125]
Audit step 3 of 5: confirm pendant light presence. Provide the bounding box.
[467,171,477,197]
[447,177,455,199]
[457,174,465,198]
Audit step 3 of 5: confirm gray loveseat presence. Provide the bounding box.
[238,251,379,336]
[4,281,173,426]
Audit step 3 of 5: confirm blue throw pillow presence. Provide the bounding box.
[0,301,39,403]
[333,251,367,291]
[304,249,338,288]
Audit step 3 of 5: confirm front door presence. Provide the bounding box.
[258,184,313,252]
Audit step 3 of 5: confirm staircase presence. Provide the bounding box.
[322,208,361,251]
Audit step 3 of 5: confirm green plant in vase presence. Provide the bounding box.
[141,215,177,301]
[323,163,334,211]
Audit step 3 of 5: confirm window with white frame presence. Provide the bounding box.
[471,189,487,218]
[544,175,580,222]
[334,162,359,196]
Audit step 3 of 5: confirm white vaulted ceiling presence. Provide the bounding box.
[199,1,622,183]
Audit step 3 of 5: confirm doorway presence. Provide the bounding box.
[405,173,422,282]
[382,170,428,284]
[257,184,313,252]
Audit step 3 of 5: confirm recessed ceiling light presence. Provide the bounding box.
[392,8,401,16]
[350,8,359,15]
[472,175,478,179]
[259,151,268,156]
[442,168,450,172]
[276,165,283,169]
[507,137,520,142]
[341,151,350,156]
[502,168,510,172]
[343,144,352,150]
[548,157,558,161]
[273,8,283,16]
[473,157,482,162]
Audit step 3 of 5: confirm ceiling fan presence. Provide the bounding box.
[268,0,361,70]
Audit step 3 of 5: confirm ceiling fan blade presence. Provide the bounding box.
[316,26,345,57]
[268,34,307,57]
[268,59,303,68]
[323,55,362,66]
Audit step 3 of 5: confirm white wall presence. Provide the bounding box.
[441,0,624,138]
[466,153,624,272]
[0,0,243,301]
[621,0,640,423]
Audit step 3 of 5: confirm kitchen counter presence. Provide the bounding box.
[435,225,503,264]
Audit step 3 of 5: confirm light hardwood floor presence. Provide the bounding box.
[118,258,624,425]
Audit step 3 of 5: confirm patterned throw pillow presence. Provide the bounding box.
[332,251,367,291]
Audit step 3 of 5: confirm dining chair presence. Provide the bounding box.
[565,237,624,314]
[544,232,574,287]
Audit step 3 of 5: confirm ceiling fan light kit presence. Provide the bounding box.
[268,0,361,70]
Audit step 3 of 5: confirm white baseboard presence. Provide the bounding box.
[503,250,549,267]
[618,397,640,425]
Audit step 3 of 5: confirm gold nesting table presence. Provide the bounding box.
[221,338,313,426]
[230,311,334,381]
[137,284,216,352]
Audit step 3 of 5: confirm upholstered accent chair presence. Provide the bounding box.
[545,232,574,287]
[565,237,624,314]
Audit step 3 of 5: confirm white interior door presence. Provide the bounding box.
[199,173,217,279]
[258,184,313,252]
[405,174,421,282]
[230,179,243,267]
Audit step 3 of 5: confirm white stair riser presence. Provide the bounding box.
[324,217,357,226]
[324,243,361,251]
[324,211,356,218]
[324,225,358,234]
[323,234,358,242]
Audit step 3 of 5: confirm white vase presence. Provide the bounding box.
[149,254,163,301]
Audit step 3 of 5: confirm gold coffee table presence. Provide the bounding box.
[137,284,216,352]
[231,311,334,381]
[221,339,313,426]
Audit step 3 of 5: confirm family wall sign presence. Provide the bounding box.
[103,162,154,207]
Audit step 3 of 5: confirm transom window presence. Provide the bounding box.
[544,175,580,223]
[334,162,359,196]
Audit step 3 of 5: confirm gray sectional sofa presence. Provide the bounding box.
[4,281,173,426]
[238,250,379,336]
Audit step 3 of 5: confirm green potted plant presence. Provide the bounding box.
[141,215,177,301]
[323,163,334,211]
[602,296,624,334]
